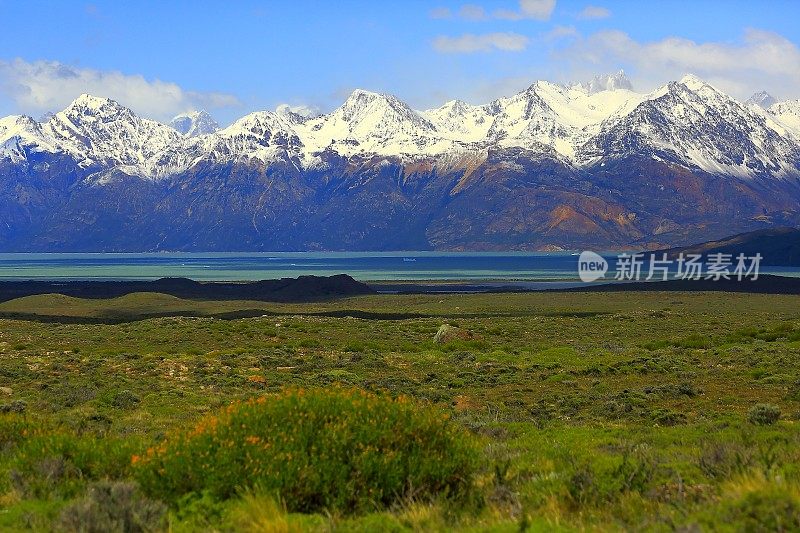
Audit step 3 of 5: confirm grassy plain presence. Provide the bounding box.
[1,290,800,531]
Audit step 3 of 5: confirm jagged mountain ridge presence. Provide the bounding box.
[5,72,800,178]
[169,110,220,138]
[1,72,800,252]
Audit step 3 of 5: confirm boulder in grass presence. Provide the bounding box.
[434,324,480,344]
[0,387,11,396]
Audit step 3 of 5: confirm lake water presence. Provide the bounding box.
[0,252,796,284]
[0,252,586,282]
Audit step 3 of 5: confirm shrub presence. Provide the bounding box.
[0,400,27,413]
[47,382,98,410]
[708,473,800,532]
[111,390,141,410]
[0,414,37,448]
[651,408,687,426]
[726,488,800,532]
[699,442,753,480]
[748,404,781,425]
[612,445,657,494]
[134,388,480,513]
[566,464,598,506]
[9,433,139,499]
[787,379,800,401]
[57,481,167,533]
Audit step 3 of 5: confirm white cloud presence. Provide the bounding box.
[433,1,556,22]
[433,32,530,53]
[0,59,240,121]
[543,25,578,41]
[459,4,488,21]
[560,29,800,99]
[577,5,610,19]
[521,0,557,19]
[495,0,556,21]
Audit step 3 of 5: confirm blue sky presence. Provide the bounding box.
[1,0,799,124]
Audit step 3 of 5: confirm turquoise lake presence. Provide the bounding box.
[0,253,797,283]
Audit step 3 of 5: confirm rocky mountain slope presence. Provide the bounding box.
[1,72,799,251]
[649,227,800,266]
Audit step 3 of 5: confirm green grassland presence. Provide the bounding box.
[2,291,800,531]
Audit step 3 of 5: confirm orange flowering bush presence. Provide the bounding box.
[133,387,479,513]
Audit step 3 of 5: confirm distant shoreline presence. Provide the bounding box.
[371,275,800,295]
[0,274,798,304]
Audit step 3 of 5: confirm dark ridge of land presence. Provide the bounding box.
[644,226,800,266]
[566,274,800,294]
[372,275,800,295]
[0,274,375,303]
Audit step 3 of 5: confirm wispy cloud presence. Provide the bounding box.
[433,32,530,53]
[560,28,800,99]
[495,0,557,21]
[432,1,557,22]
[0,59,240,121]
[459,4,488,21]
[577,5,610,20]
[543,25,578,41]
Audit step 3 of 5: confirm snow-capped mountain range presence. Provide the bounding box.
[1,72,800,252]
[4,72,800,178]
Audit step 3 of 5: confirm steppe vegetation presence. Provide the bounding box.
[1,291,800,531]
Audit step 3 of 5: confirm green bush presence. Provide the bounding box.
[726,489,800,531]
[134,388,480,513]
[698,442,753,480]
[9,433,139,499]
[787,379,800,401]
[709,475,800,532]
[0,414,36,448]
[748,404,781,425]
[0,400,27,414]
[57,481,167,533]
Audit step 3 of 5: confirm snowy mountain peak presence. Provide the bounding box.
[579,74,800,178]
[586,70,633,94]
[39,93,186,177]
[678,74,710,91]
[441,99,471,113]
[338,89,418,119]
[275,104,319,120]
[676,75,732,102]
[71,93,113,107]
[346,88,383,100]
[228,110,297,131]
[64,93,129,117]
[747,91,778,109]
[331,89,436,133]
[170,110,219,137]
[0,114,57,159]
[340,89,390,112]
